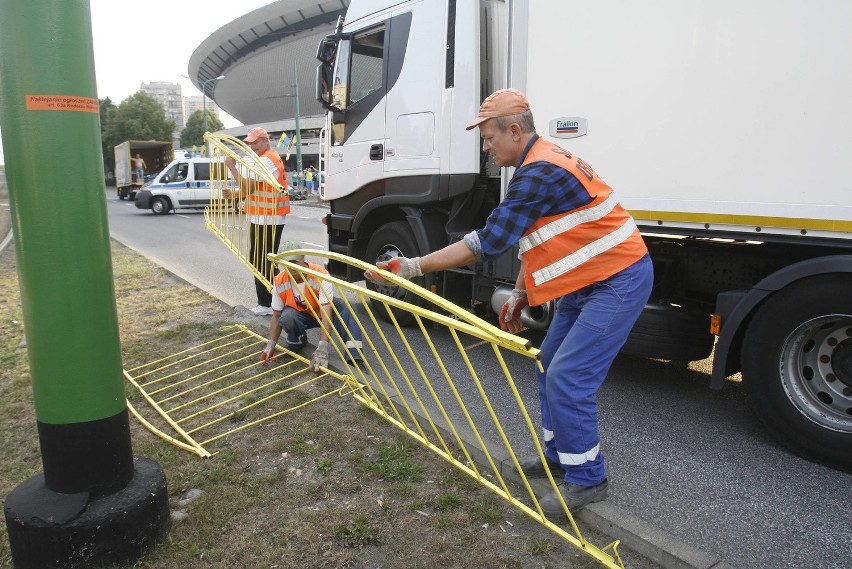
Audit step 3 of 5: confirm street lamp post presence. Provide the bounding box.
[200,74,225,154]
[282,62,304,191]
[292,62,303,191]
[281,63,304,191]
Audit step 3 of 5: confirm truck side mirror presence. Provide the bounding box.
[316,63,342,113]
[316,36,338,64]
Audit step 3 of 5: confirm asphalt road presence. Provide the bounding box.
[104,190,852,569]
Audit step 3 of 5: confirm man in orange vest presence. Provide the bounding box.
[223,127,290,316]
[261,242,363,370]
[366,89,653,515]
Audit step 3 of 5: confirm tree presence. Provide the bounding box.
[99,97,116,180]
[180,110,224,148]
[102,92,175,152]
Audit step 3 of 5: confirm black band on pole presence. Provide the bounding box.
[37,409,135,495]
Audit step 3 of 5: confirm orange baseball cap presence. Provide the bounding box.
[243,127,269,143]
[465,88,530,130]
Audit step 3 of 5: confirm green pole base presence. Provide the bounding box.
[3,456,170,569]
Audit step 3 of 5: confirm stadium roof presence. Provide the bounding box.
[188,0,348,126]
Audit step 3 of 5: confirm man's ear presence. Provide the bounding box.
[510,122,523,141]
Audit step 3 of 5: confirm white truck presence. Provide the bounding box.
[313,0,852,470]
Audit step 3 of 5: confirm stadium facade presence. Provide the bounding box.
[187,0,349,170]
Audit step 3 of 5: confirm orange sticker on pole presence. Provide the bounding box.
[25,94,99,113]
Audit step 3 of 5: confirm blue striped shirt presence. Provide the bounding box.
[476,135,594,259]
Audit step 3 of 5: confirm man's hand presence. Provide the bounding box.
[364,256,422,285]
[499,288,528,333]
[311,340,329,371]
[222,186,242,200]
[260,339,278,366]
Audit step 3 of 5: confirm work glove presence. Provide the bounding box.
[364,256,422,285]
[311,340,329,371]
[500,289,528,333]
[260,339,278,366]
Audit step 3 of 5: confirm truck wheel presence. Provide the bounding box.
[621,304,714,361]
[742,275,852,470]
[365,221,424,326]
[117,188,126,200]
[151,197,171,215]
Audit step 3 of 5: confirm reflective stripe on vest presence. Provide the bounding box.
[527,216,639,287]
[519,193,619,254]
[518,138,647,306]
[245,148,290,219]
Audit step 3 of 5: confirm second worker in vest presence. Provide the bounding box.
[365,89,653,516]
[261,241,364,371]
[223,127,290,316]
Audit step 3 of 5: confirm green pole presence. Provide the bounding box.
[0,0,131,489]
[1,2,169,566]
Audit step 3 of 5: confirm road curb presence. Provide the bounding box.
[454,419,728,569]
[578,502,732,569]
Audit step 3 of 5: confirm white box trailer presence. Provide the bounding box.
[315,0,852,469]
[114,140,174,200]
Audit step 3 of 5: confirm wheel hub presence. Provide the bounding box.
[832,335,852,388]
[372,247,403,296]
[782,315,852,433]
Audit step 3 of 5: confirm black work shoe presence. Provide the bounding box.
[539,479,609,516]
[518,455,565,479]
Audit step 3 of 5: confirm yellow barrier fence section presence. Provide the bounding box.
[202,132,287,292]
[123,324,356,459]
[124,245,626,568]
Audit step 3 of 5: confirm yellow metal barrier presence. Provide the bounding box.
[202,132,287,292]
[123,324,356,458]
[124,243,626,568]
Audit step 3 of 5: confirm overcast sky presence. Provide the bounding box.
[0,0,276,165]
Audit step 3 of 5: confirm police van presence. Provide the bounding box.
[134,156,224,215]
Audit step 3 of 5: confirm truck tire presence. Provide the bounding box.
[151,197,171,215]
[741,275,852,471]
[117,187,126,200]
[365,221,424,326]
[621,304,714,361]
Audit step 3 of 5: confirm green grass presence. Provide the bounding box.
[0,240,651,569]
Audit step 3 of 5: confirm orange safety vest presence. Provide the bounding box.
[273,262,330,316]
[518,138,648,306]
[244,148,290,220]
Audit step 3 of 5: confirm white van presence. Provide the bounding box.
[134,157,224,215]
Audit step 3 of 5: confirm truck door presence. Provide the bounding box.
[323,24,389,200]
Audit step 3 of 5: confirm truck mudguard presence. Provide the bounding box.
[711,254,852,388]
